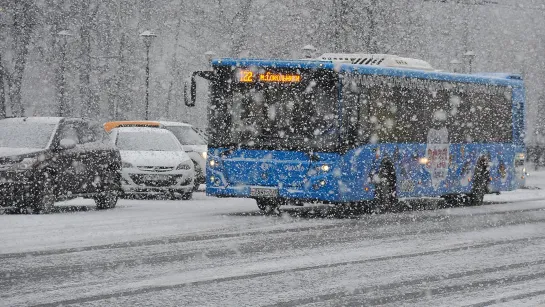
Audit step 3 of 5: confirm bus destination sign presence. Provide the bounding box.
[238,69,301,83]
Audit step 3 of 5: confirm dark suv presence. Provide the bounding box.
[0,117,122,213]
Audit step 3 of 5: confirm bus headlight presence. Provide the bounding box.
[210,176,220,185]
[320,164,330,172]
[209,160,216,167]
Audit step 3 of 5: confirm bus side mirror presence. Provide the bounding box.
[185,71,215,107]
[184,78,195,107]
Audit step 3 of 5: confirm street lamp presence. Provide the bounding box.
[302,44,317,59]
[204,51,216,65]
[463,50,476,74]
[449,59,462,73]
[140,30,157,120]
[57,30,73,117]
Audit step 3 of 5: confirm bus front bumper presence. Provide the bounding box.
[206,184,364,203]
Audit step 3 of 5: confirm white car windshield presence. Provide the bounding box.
[0,123,56,149]
[116,131,180,151]
[166,126,207,145]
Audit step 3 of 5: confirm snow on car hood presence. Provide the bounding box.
[0,147,44,158]
[120,150,191,167]
[182,144,207,153]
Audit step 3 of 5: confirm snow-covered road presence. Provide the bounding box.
[2,173,545,306]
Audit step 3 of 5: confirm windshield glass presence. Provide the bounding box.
[209,68,339,152]
[0,122,56,149]
[116,131,181,151]
[166,126,207,145]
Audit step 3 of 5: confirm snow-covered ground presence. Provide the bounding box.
[1,171,545,306]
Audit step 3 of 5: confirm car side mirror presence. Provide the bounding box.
[59,138,77,149]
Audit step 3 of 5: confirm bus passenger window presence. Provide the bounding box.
[342,77,369,146]
[368,85,397,143]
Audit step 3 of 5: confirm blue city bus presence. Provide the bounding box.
[186,53,526,212]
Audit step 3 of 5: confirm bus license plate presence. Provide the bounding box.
[250,187,278,198]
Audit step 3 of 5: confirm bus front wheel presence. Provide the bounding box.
[255,198,281,214]
[372,164,398,213]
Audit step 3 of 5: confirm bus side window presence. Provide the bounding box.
[453,90,473,143]
[341,77,368,147]
[491,90,513,143]
[368,84,397,143]
[356,87,370,144]
[396,86,426,143]
[456,87,512,144]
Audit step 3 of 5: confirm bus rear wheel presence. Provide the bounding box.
[466,162,489,207]
[372,165,398,213]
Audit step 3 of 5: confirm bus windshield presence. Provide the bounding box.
[209,68,339,152]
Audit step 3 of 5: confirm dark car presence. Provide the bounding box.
[0,117,122,213]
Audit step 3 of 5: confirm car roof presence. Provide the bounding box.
[103,121,161,132]
[0,117,64,124]
[113,126,173,133]
[155,121,192,127]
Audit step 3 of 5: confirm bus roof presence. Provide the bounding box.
[211,58,523,87]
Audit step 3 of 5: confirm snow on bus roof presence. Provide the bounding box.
[470,73,523,80]
[317,53,435,71]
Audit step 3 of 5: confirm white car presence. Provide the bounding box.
[157,122,207,188]
[104,121,207,189]
[109,127,195,200]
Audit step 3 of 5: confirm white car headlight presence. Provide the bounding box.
[200,152,207,160]
[121,161,133,168]
[12,157,38,170]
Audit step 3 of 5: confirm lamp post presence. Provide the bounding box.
[463,50,476,74]
[204,51,216,65]
[140,30,157,120]
[302,44,317,59]
[57,30,72,117]
[0,52,5,119]
[449,59,462,73]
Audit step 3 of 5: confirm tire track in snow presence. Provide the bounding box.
[3,209,545,288]
[310,270,545,307]
[2,199,545,260]
[26,238,545,307]
[3,208,545,287]
[464,289,545,307]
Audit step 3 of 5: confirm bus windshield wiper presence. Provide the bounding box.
[306,151,321,161]
[218,144,238,157]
